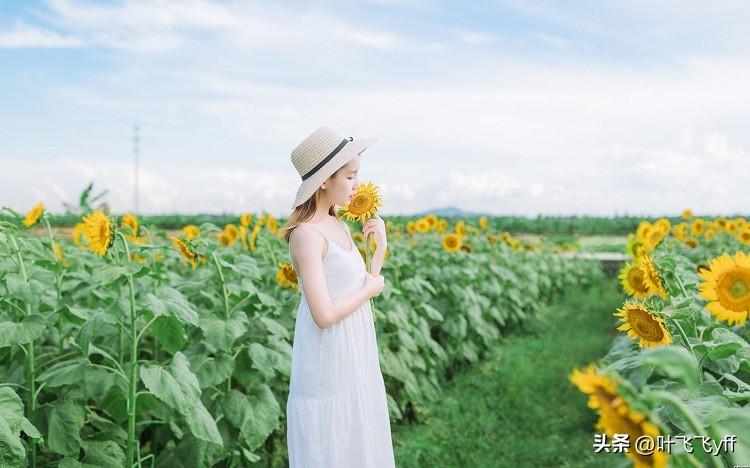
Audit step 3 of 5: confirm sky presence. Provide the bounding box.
[1,0,749,218]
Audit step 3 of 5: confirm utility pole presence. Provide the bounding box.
[133,125,139,214]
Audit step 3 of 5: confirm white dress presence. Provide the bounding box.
[286,220,396,468]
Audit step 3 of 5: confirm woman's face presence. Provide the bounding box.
[323,156,360,206]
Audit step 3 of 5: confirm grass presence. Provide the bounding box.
[392,278,630,468]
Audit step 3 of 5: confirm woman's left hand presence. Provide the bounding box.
[363,215,387,251]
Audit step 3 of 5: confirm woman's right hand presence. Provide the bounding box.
[364,273,385,298]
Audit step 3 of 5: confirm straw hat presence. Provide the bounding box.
[290,126,378,209]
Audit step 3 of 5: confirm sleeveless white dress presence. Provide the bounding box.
[286,220,396,468]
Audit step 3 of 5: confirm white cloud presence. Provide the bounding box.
[457,31,498,46]
[0,21,83,48]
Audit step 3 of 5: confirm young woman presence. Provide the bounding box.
[281,126,395,467]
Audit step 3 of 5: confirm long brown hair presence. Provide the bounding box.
[281,186,342,244]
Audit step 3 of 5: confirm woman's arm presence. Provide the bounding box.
[290,226,373,329]
[369,247,386,276]
[362,216,387,276]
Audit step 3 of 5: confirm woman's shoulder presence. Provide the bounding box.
[289,223,327,255]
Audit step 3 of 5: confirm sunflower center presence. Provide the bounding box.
[627,268,649,293]
[717,270,750,311]
[630,309,664,341]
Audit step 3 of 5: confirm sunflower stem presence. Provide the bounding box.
[647,390,723,468]
[210,252,232,393]
[671,318,699,378]
[117,231,140,468]
[9,235,37,468]
[42,216,57,263]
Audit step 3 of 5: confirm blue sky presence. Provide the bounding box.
[2,0,749,217]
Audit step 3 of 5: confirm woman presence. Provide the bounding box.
[281,126,396,467]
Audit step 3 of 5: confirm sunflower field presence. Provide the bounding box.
[0,204,605,467]
[571,212,750,467]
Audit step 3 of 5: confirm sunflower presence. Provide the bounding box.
[460,245,472,253]
[442,233,462,253]
[437,219,447,233]
[224,224,239,243]
[615,303,672,348]
[23,202,45,228]
[276,262,298,289]
[703,227,716,241]
[637,254,668,300]
[218,231,232,246]
[182,225,199,240]
[715,217,728,229]
[698,251,750,326]
[257,213,267,228]
[415,218,430,234]
[643,227,666,250]
[267,216,278,233]
[681,209,693,219]
[618,263,651,299]
[82,210,115,256]
[52,242,71,267]
[171,236,197,269]
[570,364,668,468]
[339,181,382,223]
[683,237,699,248]
[479,216,488,231]
[487,234,497,245]
[250,224,261,252]
[406,221,416,234]
[636,220,652,240]
[726,221,738,235]
[240,212,252,227]
[690,219,706,237]
[672,223,688,241]
[71,223,85,247]
[120,213,139,237]
[353,233,365,243]
[240,226,248,251]
[455,220,466,237]
[738,229,750,245]
[130,253,147,264]
[653,218,671,234]
[424,214,438,230]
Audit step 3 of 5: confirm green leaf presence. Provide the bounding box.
[710,408,750,465]
[259,317,289,340]
[642,345,700,388]
[5,273,33,304]
[37,359,89,387]
[0,418,25,468]
[92,265,128,286]
[221,386,281,450]
[48,401,84,456]
[0,314,45,348]
[147,286,199,327]
[418,303,444,321]
[140,352,223,445]
[76,311,118,355]
[247,343,286,380]
[58,458,100,468]
[81,440,126,467]
[191,352,235,389]
[708,328,748,360]
[151,315,187,354]
[201,310,248,352]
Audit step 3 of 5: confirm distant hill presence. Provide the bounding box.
[409,207,488,218]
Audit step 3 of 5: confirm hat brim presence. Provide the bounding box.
[291,136,378,209]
